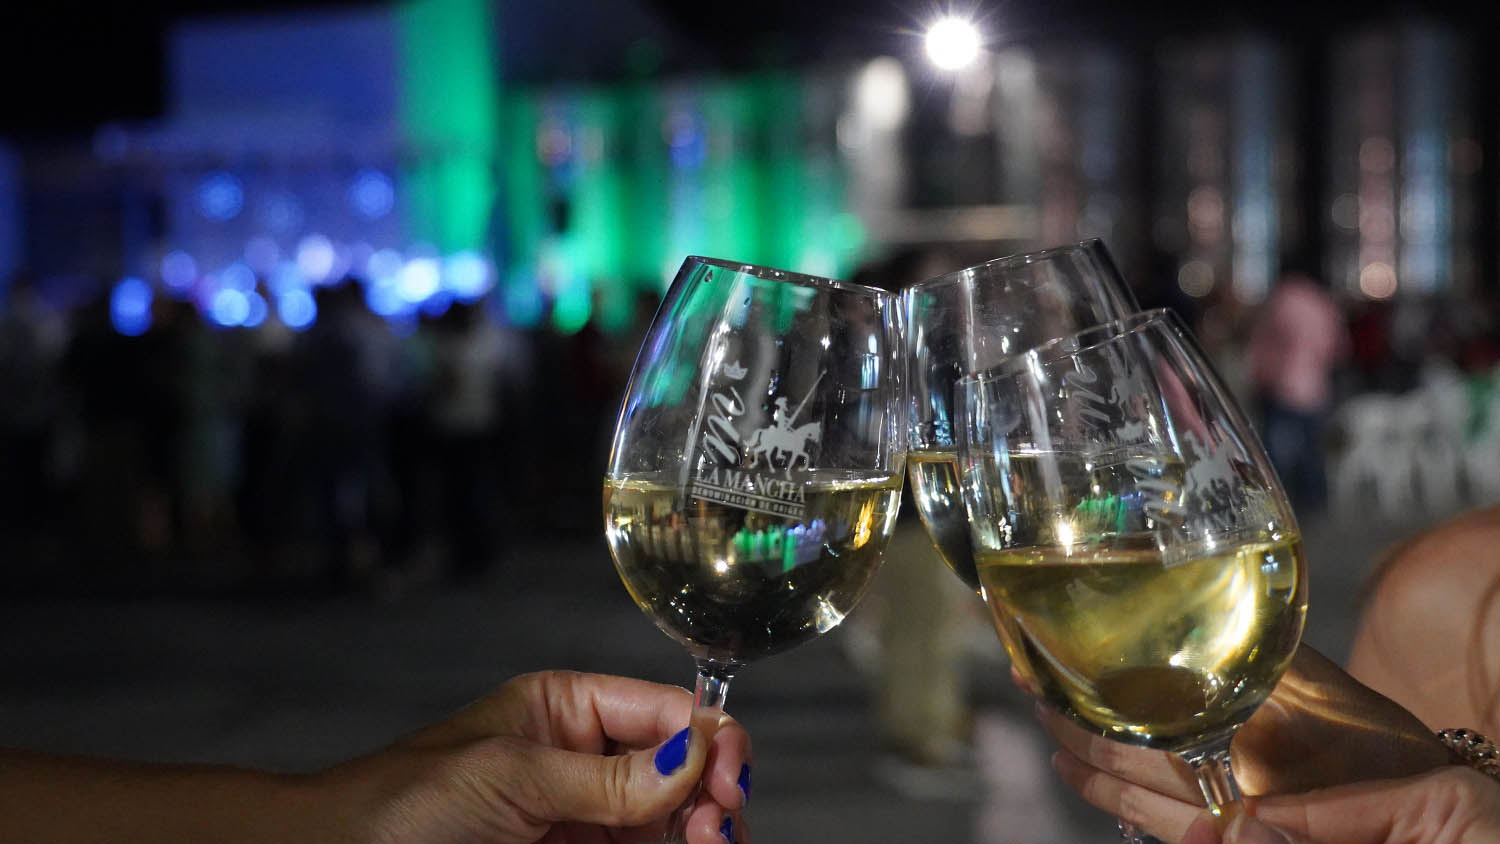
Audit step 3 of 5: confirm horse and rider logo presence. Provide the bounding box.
[744,395,822,477]
[690,359,823,518]
[707,359,823,478]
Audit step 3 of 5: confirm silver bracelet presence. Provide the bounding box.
[1437,729,1500,780]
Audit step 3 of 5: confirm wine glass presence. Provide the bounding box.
[903,240,1147,841]
[903,239,1138,592]
[956,309,1308,830]
[605,256,905,843]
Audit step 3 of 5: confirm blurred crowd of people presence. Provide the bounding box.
[0,274,658,595]
[1147,258,1500,519]
[1,252,1498,595]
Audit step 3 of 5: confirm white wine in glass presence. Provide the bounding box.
[902,241,1140,765]
[605,256,905,843]
[605,471,901,662]
[903,240,1137,592]
[957,309,1307,824]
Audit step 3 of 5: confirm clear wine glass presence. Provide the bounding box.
[956,308,1308,832]
[903,239,1138,593]
[605,256,906,843]
[903,240,1148,842]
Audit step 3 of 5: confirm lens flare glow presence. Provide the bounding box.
[277,288,317,330]
[110,277,153,336]
[161,251,198,293]
[349,169,395,219]
[443,251,493,300]
[209,288,251,327]
[398,257,442,303]
[926,17,981,71]
[197,172,244,221]
[366,280,407,317]
[269,261,306,295]
[296,234,337,284]
[242,291,269,328]
[220,262,256,293]
[366,249,404,285]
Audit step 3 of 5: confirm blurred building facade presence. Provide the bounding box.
[0,0,1497,590]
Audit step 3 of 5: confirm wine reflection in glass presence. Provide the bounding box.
[604,256,906,843]
[957,309,1308,831]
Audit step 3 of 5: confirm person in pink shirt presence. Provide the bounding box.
[1246,258,1349,513]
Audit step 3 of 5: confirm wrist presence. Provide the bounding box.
[1437,729,1500,780]
[151,765,369,844]
[288,766,377,844]
[317,748,456,844]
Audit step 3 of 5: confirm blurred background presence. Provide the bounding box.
[1,0,1498,840]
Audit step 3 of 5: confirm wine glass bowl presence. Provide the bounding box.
[957,309,1307,815]
[603,256,904,841]
[605,256,904,669]
[604,470,902,663]
[903,239,1139,592]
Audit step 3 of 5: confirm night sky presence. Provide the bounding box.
[0,0,1487,134]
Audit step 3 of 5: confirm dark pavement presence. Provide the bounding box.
[0,506,1454,842]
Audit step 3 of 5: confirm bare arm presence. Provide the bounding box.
[0,750,357,844]
[1348,505,1500,733]
[0,672,751,844]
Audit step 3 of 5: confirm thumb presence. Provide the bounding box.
[500,726,706,828]
[1182,811,1297,844]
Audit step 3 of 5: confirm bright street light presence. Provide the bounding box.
[925,17,981,71]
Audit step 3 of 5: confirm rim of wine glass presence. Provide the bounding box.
[958,307,1181,390]
[685,255,895,298]
[903,238,1112,292]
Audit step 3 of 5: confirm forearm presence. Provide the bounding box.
[0,749,364,844]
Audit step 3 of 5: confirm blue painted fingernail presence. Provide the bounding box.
[654,727,691,775]
[720,815,734,843]
[737,763,752,804]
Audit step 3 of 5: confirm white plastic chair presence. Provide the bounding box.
[1412,368,1469,514]
[1330,393,1418,519]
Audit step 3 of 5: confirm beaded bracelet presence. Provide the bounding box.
[1437,729,1500,780]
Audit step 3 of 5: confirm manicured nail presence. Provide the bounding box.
[654,727,692,776]
[720,815,735,843]
[737,763,752,804]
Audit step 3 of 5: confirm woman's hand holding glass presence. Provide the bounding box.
[956,309,1308,827]
[1035,643,1457,840]
[0,671,753,844]
[375,671,753,844]
[604,256,904,842]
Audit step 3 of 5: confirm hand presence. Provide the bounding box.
[340,671,752,844]
[1175,765,1500,844]
[1035,645,1453,841]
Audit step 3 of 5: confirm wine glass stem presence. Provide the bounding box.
[692,661,733,716]
[661,661,735,844]
[1181,737,1244,830]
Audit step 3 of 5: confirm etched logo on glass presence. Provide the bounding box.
[1064,355,1257,557]
[690,360,822,519]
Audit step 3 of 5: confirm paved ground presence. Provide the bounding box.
[0,507,1460,843]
